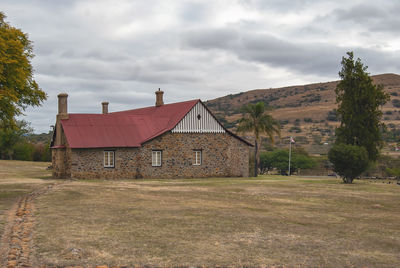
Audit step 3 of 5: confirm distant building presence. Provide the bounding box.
[51,90,251,179]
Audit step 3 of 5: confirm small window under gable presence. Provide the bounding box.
[193,150,202,165]
[104,151,115,168]
[152,150,162,167]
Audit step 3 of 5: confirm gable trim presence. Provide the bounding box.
[171,100,253,147]
[172,101,225,133]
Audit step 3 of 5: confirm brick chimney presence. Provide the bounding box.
[57,93,69,120]
[55,93,69,146]
[155,88,164,107]
[102,102,109,114]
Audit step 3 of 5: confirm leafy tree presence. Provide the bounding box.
[269,149,315,175]
[259,148,315,175]
[259,151,274,174]
[270,150,289,174]
[334,52,390,162]
[13,141,34,161]
[33,143,52,161]
[0,120,33,159]
[237,102,280,176]
[0,12,46,126]
[293,154,315,171]
[328,144,369,183]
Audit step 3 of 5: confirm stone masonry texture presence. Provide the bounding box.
[53,132,250,179]
[52,127,71,179]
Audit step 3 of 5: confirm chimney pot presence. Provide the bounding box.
[102,102,109,114]
[155,89,164,107]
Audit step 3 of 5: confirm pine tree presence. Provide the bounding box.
[335,52,390,162]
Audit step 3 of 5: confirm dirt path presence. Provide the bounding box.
[0,183,63,268]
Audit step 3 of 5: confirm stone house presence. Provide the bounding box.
[51,90,252,179]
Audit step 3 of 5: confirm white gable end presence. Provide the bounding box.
[172,102,226,133]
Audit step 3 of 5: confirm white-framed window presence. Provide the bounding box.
[152,150,162,167]
[104,151,115,168]
[193,150,202,165]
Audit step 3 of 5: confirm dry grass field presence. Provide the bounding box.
[1,161,400,267]
[0,160,52,237]
[35,177,400,267]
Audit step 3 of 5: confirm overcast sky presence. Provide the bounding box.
[3,0,400,133]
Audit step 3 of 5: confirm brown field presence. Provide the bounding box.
[1,161,400,267]
[0,160,52,237]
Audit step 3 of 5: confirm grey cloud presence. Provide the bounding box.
[36,56,201,85]
[333,5,386,23]
[183,28,400,76]
[183,28,239,49]
[239,0,327,12]
[183,29,339,75]
[235,39,343,76]
[323,2,400,33]
[179,2,209,23]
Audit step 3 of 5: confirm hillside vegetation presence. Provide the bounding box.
[205,73,400,154]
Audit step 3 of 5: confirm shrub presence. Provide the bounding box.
[312,135,322,145]
[303,117,313,123]
[294,136,308,144]
[270,150,290,174]
[259,151,274,174]
[294,154,315,171]
[327,109,338,121]
[32,143,51,162]
[13,142,35,161]
[381,126,400,142]
[289,126,302,133]
[364,155,400,177]
[328,144,369,183]
[386,167,400,178]
[260,148,315,175]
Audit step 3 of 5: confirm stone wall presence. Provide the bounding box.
[67,132,250,179]
[52,148,68,179]
[69,147,141,180]
[139,132,249,178]
[52,131,72,179]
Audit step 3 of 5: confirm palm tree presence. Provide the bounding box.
[237,102,280,177]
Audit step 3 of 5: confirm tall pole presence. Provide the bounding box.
[288,137,292,176]
[254,139,258,177]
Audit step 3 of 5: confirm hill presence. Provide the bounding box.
[205,73,400,155]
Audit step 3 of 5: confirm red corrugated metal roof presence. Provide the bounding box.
[60,100,199,148]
